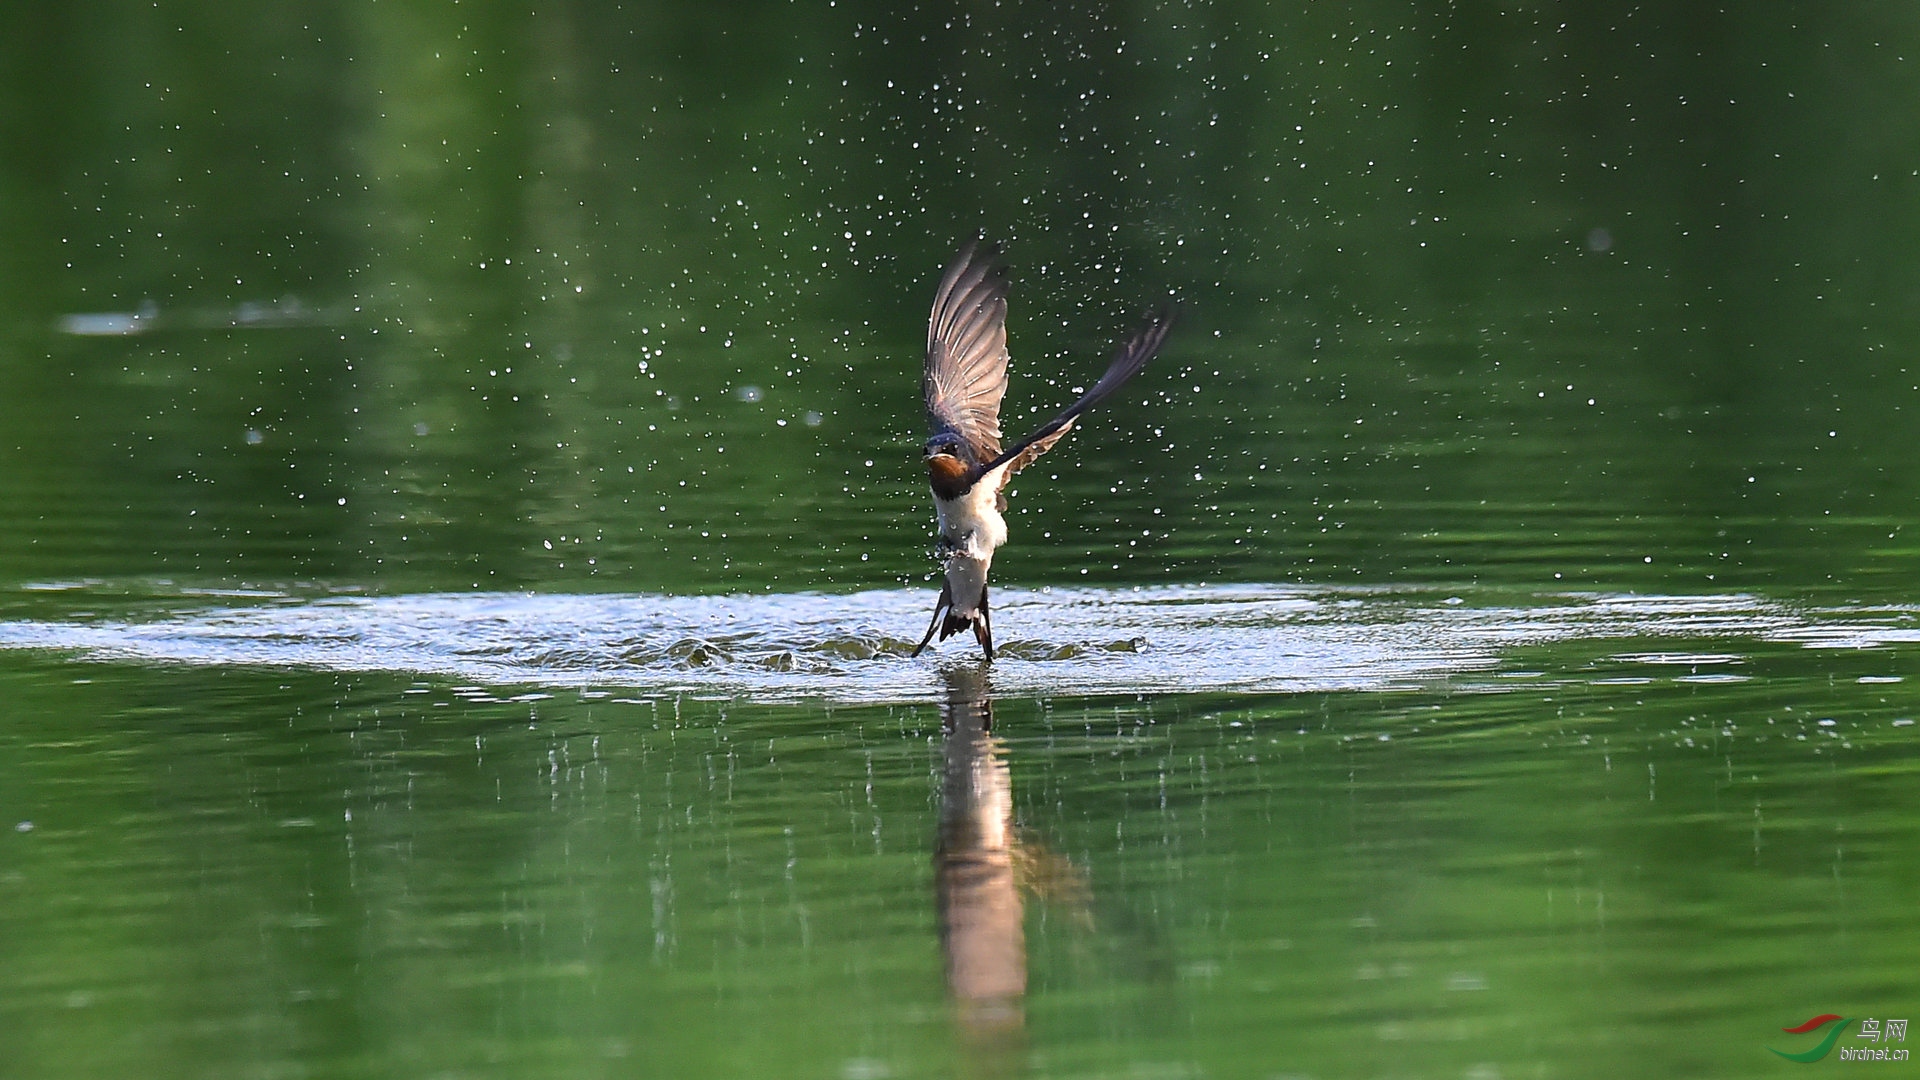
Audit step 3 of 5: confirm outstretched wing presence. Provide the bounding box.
[923,240,1010,465]
[991,307,1174,488]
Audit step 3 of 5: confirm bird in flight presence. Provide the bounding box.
[912,239,1173,661]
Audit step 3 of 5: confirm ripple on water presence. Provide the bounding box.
[0,584,1899,703]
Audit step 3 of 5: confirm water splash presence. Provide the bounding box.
[0,583,1896,703]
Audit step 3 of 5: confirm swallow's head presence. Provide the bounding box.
[922,432,968,463]
[923,434,973,495]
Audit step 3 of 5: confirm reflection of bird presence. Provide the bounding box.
[935,666,1096,1046]
[912,240,1173,660]
[935,666,1024,1031]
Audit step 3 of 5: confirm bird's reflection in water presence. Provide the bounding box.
[934,665,1092,1054]
[936,665,1024,1035]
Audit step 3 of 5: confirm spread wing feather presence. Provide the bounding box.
[989,307,1175,490]
[923,240,1010,465]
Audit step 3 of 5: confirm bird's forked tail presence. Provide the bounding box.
[912,581,995,661]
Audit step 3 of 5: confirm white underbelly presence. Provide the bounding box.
[944,555,990,618]
[934,473,1009,559]
[934,471,1009,619]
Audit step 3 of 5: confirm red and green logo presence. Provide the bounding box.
[1770,1014,1852,1062]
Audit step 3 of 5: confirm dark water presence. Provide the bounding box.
[4,3,1920,1077]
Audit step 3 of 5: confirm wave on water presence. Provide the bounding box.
[0,583,1902,703]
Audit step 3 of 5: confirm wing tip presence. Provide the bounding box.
[1107,303,1177,379]
[931,238,1010,331]
[943,235,1007,286]
[1136,299,1180,341]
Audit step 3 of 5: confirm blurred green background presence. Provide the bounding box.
[5,2,1919,597]
[4,4,1920,1079]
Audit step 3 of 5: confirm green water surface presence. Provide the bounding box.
[2,3,1918,1077]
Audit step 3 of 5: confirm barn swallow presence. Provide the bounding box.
[911,240,1173,661]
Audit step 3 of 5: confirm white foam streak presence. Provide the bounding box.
[0,585,1891,704]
